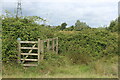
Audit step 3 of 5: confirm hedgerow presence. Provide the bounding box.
[2,12,118,64]
[2,16,55,61]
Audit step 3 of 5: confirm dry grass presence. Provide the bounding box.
[93,56,118,77]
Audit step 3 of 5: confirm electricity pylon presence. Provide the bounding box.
[16,0,22,18]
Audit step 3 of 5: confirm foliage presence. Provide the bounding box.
[64,20,90,31]
[64,25,74,31]
[2,10,118,78]
[56,29,118,62]
[60,22,67,30]
[93,56,118,76]
[44,51,67,67]
[2,11,55,61]
[107,19,118,32]
[74,20,90,31]
[54,23,67,31]
[2,10,118,64]
[3,56,118,78]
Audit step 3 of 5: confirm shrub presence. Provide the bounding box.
[56,29,118,62]
[2,16,55,62]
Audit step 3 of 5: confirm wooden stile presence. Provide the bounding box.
[18,37,58,66]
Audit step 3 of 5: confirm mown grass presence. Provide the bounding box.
[2,55,118,78]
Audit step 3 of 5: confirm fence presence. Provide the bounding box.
[17,37,58,66]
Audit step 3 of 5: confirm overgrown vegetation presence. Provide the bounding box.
[1,10,118,78]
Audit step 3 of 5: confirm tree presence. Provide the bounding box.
[75,20,81,27]
[75,20,89,31]
[118,16,120,33]
[60,22,67,30]
[64,25,74,31]
[108,19,118,32]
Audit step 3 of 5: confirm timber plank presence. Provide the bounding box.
[20,47,38,49]
[21,53,38,55]
[23,64,38,66]
[20,41,38,43]
[21,59,38,61]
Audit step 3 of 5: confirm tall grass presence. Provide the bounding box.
[2,54,118,78]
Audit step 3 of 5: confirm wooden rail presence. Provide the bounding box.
[20,41,38,43]
[17,37,58,66]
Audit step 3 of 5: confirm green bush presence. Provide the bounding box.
[2,16,55,61]
[56,29,118,63]
[44,51,66,66]
[2,11,118,64]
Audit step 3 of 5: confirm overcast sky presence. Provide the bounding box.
[2,0,119,27]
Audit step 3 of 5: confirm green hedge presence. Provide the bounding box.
[2,16,118,63]
[2,17,55,61]
[56,29,118,63]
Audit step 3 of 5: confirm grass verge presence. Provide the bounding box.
[2,55,118,78]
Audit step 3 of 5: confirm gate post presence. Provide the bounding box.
[52,38,55,52]
[38,39,41,64]
[56,37,58,54]
[40,40,44,60]
[47,39,50,51]
[17,38,21,63]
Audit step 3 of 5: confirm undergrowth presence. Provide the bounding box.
[2,54,118,78]
[1,11,118,78]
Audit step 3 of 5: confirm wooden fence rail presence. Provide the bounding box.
[17,37,58,66]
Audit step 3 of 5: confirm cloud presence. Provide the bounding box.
[2,0,119,27]
[119,1,120,16]
[3,0,119,3]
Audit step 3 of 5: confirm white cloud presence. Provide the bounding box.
[3,0,119,3]
[2,0,119,27]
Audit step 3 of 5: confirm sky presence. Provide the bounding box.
[118,1,120,16]
[2,0,120,27]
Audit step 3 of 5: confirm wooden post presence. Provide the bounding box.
[47,39,50,51]
[56,37,58,54]
[38,39,40,64]
[17,38,21,63]
[52,38,55,52]
[40,40,44,60]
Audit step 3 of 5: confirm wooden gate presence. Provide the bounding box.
[17,37,58,66]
